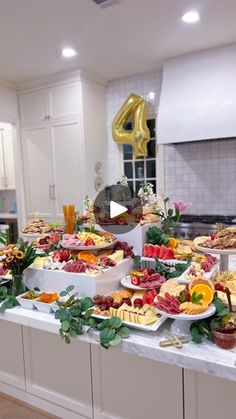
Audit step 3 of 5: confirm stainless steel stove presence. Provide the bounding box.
[174,215,236,240]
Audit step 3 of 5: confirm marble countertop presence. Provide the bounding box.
[0,212,18,220]
[0,305,235,383]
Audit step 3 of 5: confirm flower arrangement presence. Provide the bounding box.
[116,175,128,186]
[0,239,38,296]
[157,197,188,235]
[137,182,163,211]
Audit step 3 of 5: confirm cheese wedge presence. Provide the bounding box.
[108,250,124,263]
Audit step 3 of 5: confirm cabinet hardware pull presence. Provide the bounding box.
[52,185,56,200]
[49,185,53,200]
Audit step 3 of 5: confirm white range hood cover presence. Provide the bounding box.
[157,44,236,143]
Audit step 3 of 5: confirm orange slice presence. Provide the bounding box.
[78,251,99,264]
[190,284,214,305]
[189,277,215,293]
[169,237,178,249]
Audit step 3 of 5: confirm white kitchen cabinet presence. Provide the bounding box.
[0,127,15,189]
[22,126,54,218]
[22,120,83,219]
[51,119,84,217]
[184,369,236,419]
[48,83,80,121]
[19,75,107,222]
[19,83,80,125]
[0,320,25,390]
[91,346,183,419]
[19,89,48,125]
[23,327,93,418]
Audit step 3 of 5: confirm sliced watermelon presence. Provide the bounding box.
[146,244,153,258]
[158,245,167,259]
[143,244,148,257]
[154,245,160,258]
[162,248,175,260]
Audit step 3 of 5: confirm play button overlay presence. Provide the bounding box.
[110,201,127,219]
[93,184,142,234]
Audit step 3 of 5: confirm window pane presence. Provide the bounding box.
[123,144,133,160]
[146,160,156,178]
[147,140,156,158]
[124,121,132,130]
[128,181,134,197]
[124,161,133,178]
[135,180,145,195]
[146,179,156,193]
[147,119,155,138]
[135,161,144,179]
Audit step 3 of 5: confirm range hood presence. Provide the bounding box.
[157,44,236,143]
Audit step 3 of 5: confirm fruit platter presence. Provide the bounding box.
[121,260,189,290]
[92,288,167,332]
[60,231,117,250]
[177,253,219,284]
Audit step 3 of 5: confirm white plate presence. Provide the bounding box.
[92,312,167,332]
[155,303,216,321]
[33,298,58,313]
[194,237,236,255]
[177,262,220,285]
[16,291,42,310]
[60,240,117,251]
[141,257,188,266]
[120,275,166,291]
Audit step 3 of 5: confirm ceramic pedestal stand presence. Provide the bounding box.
[194,240,236,271]
[156,305,216,337]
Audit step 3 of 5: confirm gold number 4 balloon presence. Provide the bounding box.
[112,93,150,158]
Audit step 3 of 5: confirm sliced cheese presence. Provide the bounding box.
[108,250,124,263]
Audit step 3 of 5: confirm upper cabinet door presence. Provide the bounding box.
[2,130,15,189]
[0,133,6,188]
[19,90,48,124]
[22,126,54,218]
[48,83,80,121]
[51,119,84,217]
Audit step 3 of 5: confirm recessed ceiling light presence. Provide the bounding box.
[62,48,77,58]
[181,11,200,24]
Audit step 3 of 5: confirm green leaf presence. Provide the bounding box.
[109,316,122,329]
[80,297,94,312]
[61,320,70,332]
[100,328,116,344]
[60,290,67,297]
[66,285,75,293]
[98,319,111,330]
[84,308,94,320]
[118,327,130,339]
[109,334,122,346]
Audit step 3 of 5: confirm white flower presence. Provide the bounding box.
[116,175,128,186]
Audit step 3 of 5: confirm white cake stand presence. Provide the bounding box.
[194,237,236,271]
[155,304,216,336]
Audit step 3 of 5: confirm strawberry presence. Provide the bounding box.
[150,289,157,298]
[85,238,95,246]
[131,275,141,286]
[143,293,154,305]
[133,298,143,308]
[211,232,217,240]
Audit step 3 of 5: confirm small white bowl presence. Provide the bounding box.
[16,291,42,310]
[33,296,59,313]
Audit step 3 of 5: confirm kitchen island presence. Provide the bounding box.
[0,304,236,419]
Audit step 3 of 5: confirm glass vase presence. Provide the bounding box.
[12,274,25,297]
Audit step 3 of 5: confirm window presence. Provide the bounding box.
[122,119,156,196]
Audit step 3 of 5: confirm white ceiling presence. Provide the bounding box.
[1,0,236,83]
